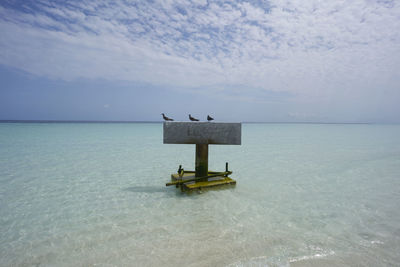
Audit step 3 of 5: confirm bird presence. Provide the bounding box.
[161,113,174,121]
[189,114,199,121]
[207,115,214,122]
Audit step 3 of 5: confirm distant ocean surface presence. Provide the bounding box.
[1,122,400,266]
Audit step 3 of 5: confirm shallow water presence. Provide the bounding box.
[1,122,400,266]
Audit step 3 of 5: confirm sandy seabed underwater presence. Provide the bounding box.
[1,122,400,266]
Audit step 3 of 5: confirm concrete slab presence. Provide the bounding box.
[163,122,241,145]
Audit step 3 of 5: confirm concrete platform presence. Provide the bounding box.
[164,122,241,145]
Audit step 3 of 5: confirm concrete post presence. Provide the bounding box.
[195,144,208,178]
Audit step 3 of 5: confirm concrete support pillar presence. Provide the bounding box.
[195,144,208,178]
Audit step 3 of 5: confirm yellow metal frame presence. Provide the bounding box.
[169,171,236,192]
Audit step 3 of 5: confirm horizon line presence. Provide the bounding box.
[0,119,392,125]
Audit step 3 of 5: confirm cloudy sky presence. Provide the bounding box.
[0,0,399,122]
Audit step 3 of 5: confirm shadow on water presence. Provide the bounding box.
[124,184,236,196]
[124,186,168,193]
[123,185,190,198]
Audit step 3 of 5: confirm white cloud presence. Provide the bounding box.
[0,0,399,108]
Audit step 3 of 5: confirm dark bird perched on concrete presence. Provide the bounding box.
[189,114,199,121]
[161,113,174,121]
[207,115,214,122]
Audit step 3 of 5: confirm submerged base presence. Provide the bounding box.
[171,171,236,192]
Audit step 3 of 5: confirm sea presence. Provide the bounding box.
[0,122,399,266]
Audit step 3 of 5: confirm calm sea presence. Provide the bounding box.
[1,122,399,266]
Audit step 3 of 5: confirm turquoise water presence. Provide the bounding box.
[1,122,400,266]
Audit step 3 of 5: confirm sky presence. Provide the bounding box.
[0,0,399,122]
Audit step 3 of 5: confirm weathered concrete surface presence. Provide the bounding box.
[195,144,208,178]
[163,122,241,145]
